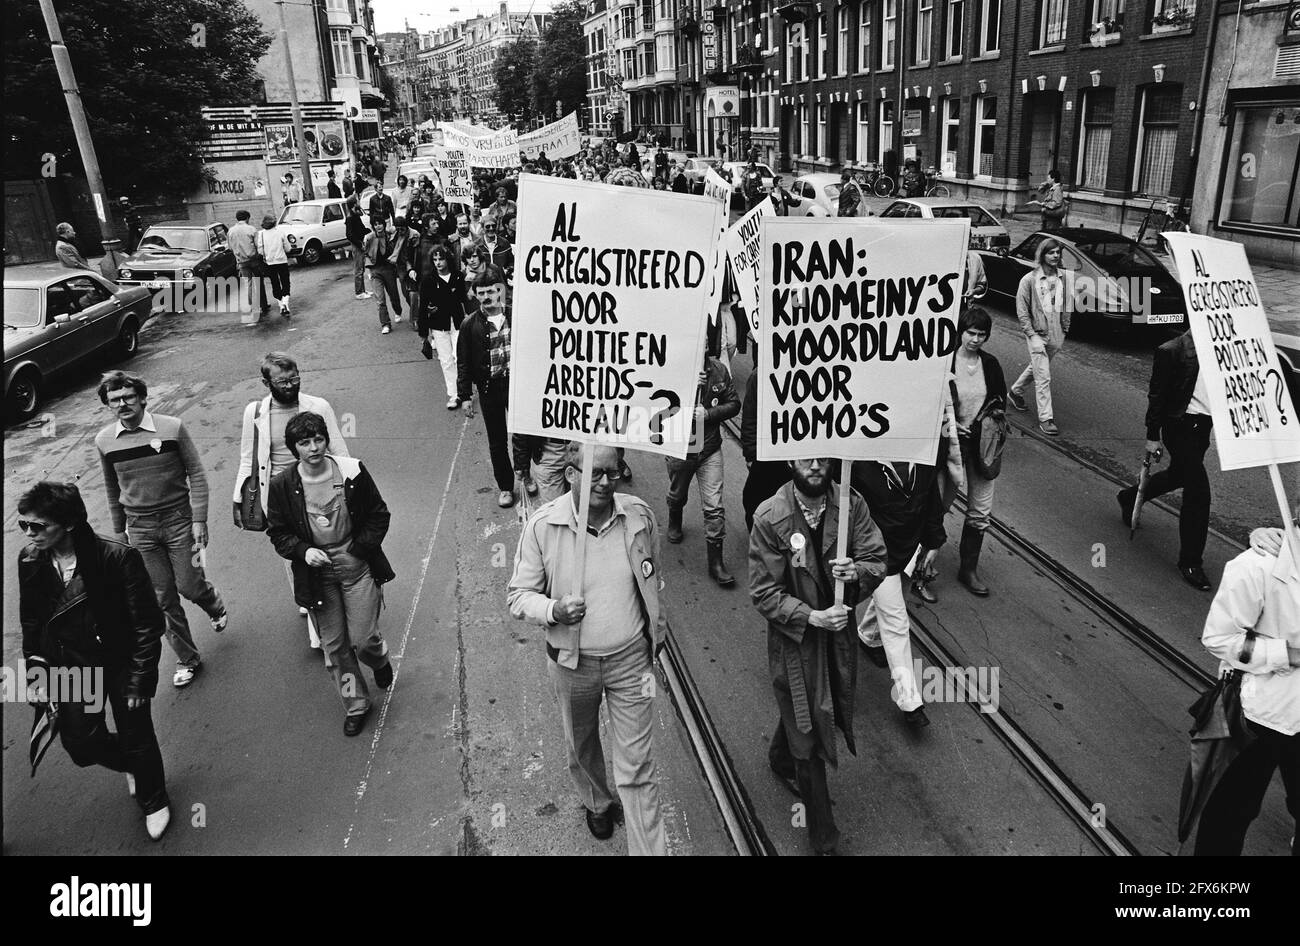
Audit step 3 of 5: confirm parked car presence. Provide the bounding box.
[878,197,1011,248]
[5,266,151,422]
[277,198,353,264]
[790,173,843,216]
[116,222,236,291]
[682,157,720,194]
[978,227,1187,330]
[1273,329,1300,416]
[414,143,442,158]
[720,161,776,206]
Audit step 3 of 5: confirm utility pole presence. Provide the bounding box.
[37,0,117,256]
[276,0,315,199]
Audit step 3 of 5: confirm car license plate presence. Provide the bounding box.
[1145,313,1182,325]
[146,279,168,289]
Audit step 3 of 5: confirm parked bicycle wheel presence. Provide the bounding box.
[927,183,951,198]
[872,175,894,198]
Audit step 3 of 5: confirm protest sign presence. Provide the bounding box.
[1164,233,1300,471]
[756,217,967,464]
[520,112,582,160]
[433,149,472,206]
[700,167,733,324]
[508,176,721,460]
[725,196,776,333]
[438,122,521,169]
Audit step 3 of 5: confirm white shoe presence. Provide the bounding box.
[355,292,370,300]
[392,313,403,323]
[126,772,136,798]
[446,396,460,409]
[173,664,200,687]
[381,325,391,334]
[145,806,171,841]
[299,606,309,616]
[306,611,321,650]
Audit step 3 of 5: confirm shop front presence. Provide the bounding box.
[1214,95,1300,264]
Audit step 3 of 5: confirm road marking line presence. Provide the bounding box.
[342,412,469,850]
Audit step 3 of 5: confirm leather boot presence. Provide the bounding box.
[667,506,684,544]
[957,524,990,597]
[706,539,736,588]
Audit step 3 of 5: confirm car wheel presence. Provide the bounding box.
[7,369,41,423]
[117,317,140,360]
[302,241,323,265]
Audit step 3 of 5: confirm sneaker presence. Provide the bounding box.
[392,312,403,323]
[173,664,201,688]
[497,490,516,508]
[210,610,228,633]
[446,396,460,410]
[299,606,309,616]
[1007,390,1028,412]
[1038,420,1060,436]
[126,772,136,798]
[306,611,321,650]
[355,292,372,300]
[145,806,171,841]
[522,475,539,497]
[381,325,391,334]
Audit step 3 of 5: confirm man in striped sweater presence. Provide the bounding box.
[95,372,227,688]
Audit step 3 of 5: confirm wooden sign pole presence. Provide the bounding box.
[1267,463,1299,563]
[571,441,596,597]
[833,461,854,605]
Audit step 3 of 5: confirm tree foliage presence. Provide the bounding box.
[4,0,272,200]
[493,37,538,124]
[534,0,588,123]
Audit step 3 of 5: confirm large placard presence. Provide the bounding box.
[509,176,722,459]
[1165,233,1300,471]
[725,196,776,333]
[520,112,582,160]
[438,122,521,169]
[756,218,967,463]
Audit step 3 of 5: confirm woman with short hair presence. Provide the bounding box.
[256,213,293,317]
[266,412,396,737]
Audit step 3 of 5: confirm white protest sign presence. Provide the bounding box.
[433,149,473,205]
[438,122,521,169]
[1165,233,1300,471]
[508,177,721,459]
[756,217,968,463]
[520,112,582,160]
[725,196,776,333]
[701,167,733,324]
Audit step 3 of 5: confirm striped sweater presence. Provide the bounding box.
[95,412,209,532]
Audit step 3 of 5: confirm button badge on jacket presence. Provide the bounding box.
[790,531,807,568]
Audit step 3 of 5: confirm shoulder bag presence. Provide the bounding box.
[968,396,1011,480]
[235,401,267,531]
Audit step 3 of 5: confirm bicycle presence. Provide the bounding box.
[859,161,895,198]
[923,166,951,198]
[1135,198,1187,253]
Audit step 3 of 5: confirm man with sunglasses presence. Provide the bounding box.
[94,372,227,689]
[508,443,669,855]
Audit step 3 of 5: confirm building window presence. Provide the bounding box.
[1078,88,1114,190]
[940,97,960,174]
[974,94,996,177]
[1218,103,1300,230]
[656,33,674,71]
[817,14,829,78]
[623,47,636,79]
[1152,0,1196,31]
[882,0,897,69]
[879,99,895,163]
[641,0,654,32]
[353,41,368,82]
[331,28,353,76]
[620,6,636,39]
[858,1,872,73]
[1039,0,1068,47]
[817,103,828,157]
[639,42,655,77]
[837,6,851,75]
[945,0,964,59]
[1134,85,1181,196]
[800,103,810,155]
[856,100,871,159]
[915,0,933,66]
[1089,0,1124,37]
[786,23,798,80]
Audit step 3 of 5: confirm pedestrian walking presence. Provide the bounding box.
[94,372,227,688]
[370,153,388,186]
[118,197,144,252]
[1007,238,1070,436]
[947,306,1007,596]
[326,169,342,199]
[417,244,468,410]
[769,176,799,215]
[233,352,350,650]
[281,172,303,209]
[229,209,271,321]
[742,160,764,211]
[749,458,887,854]
[54,222,92,271]
[1029,169,1067,233]
[457,265,517,508]
[255,214,294,317]
[266,413,395,738]
[507,443,671,855]
[850,459,946,728]
[836,169,863,217]
[1192,503,1300,855]
[17,480,173,840]
[342,168,355,198]
[664,352,741,587]
[363,222,404,333]
[740,342,792,532]
[393,175,413,216]
[345,199,372,300]
[368,183,395,230]
[1117,329,1215,590]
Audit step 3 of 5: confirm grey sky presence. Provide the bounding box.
[370,0,557,33]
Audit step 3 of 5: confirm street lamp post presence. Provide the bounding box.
[275,0,315,199]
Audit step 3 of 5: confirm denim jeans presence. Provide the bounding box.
[857,573,922,711]
[351,243,367,294]
[126,507,224,668]
[1010,336,1062,422]
[237,262,268,313]
[963,454,996,532]
[312,550,389,717]
[370,264,402,326]
[547,639,668,856]
[59,664,169,815]
[665,449,726,541]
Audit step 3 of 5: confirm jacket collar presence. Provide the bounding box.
[1272,533,1300,585]
[541,490,646,539]
[769,481,842,558]
[285,453,361,485]
[116,411,157,437]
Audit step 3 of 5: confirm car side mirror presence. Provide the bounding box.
[996,247,1009,258]
[213,242,228,252]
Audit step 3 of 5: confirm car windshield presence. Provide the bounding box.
[137,228,208,253]
[280,205,323,225]
[1078,240,1163,270]
[932,206,1000,227]
[4,287,42,328]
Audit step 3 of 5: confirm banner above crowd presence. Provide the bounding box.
[519,113,582,161]
[438,122,521,169]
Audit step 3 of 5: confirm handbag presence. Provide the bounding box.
[968,398,1010,480]
[234,401,267,531]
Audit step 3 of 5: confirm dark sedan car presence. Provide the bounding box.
[116,222,236,297]
[979,227,1187,330]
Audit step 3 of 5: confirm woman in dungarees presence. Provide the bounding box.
[266,412,396,737]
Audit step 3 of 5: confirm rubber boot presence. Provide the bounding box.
[707,539,735,588]
[957,524,990,596]
[667,506,684,544]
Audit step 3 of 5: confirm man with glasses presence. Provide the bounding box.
[233,352,350,649]
[508,443,669,855]
[749,457,887,855]
[94,372,227,689]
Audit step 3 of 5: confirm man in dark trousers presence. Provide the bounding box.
[1117,330,1214,590]
[345,199,371,300]
[741,342,792,531]
[654,146,669,182]
[326,168,342,199]
[749,458,886,854]
[458,266,518,509]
